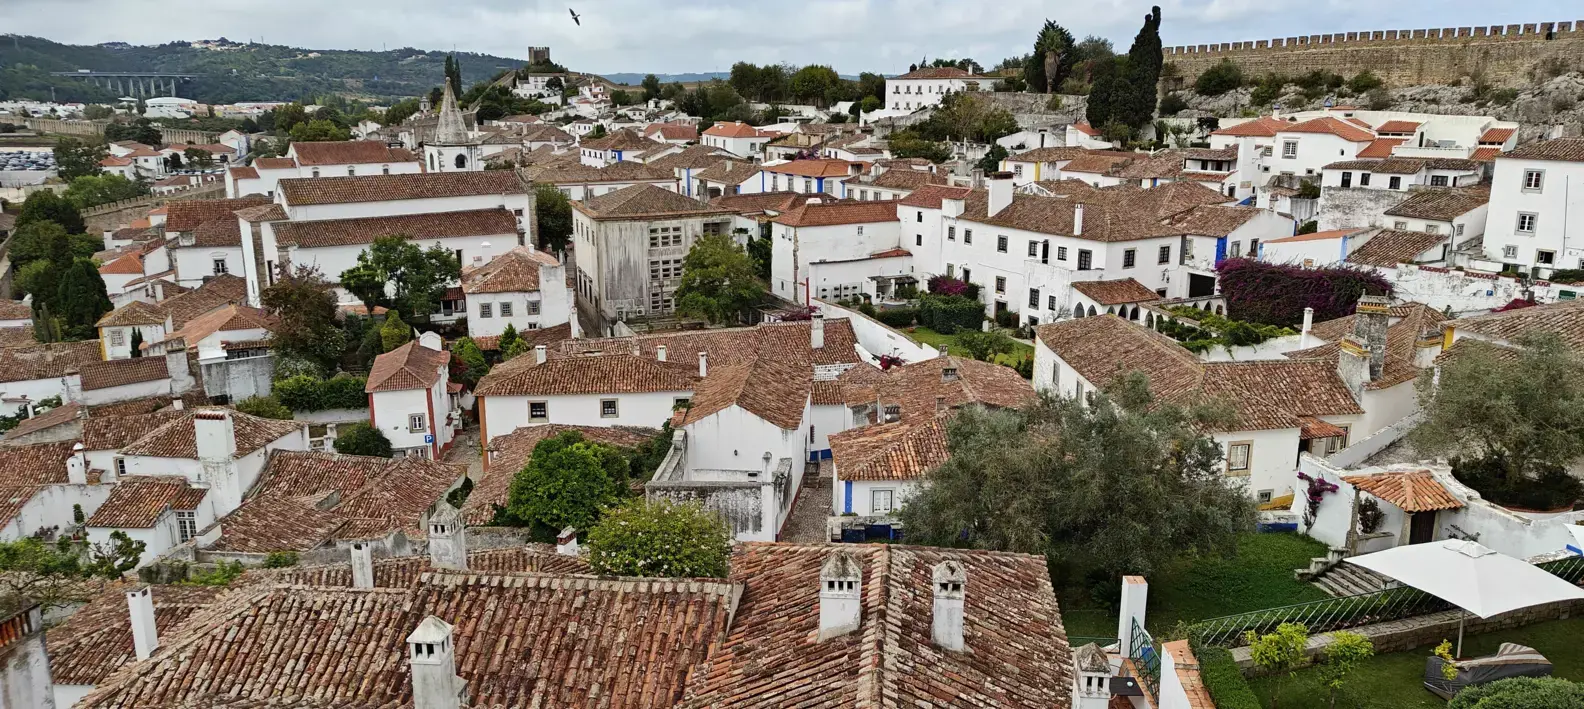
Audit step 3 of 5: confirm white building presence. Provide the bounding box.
[460,245,578,343]
[769,200,906,304]
[423,83,484,173]
[143,97,199,119]
[883,66,992,112]
[578,128,671,167]
[476,347,698,442]
[1260,228,1374,268]
[161,196,273,289]
[1481,138,1584,275]
[700,121,776,159]
[366,338,455,458]
[532,161,678,201]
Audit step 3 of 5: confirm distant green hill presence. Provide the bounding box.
[0,35,532,105]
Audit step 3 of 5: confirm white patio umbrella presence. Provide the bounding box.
[1565,525,1584,556]
[1348,540,1584,656]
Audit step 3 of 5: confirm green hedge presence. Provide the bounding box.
[918,295,984,334]
[1194,645,1261,709]
[874,307,917,328]
[273,374,369,412]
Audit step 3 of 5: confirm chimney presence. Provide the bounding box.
[935,395,947,413]
[1299,307,1315,349]
[407,616,467,709]
[656,344,667,362]
[126,586,159,660]
[818,552,863,640]
[931,561,966,652]
[556,527,580,556]
[942,197,965,219]
[193,410,236,463]
[986,171,1013,216]
[426,501,468,571]
[698,351,708,378]
[1073,203,1084,237]
[811,313,825,349]
[534,344,547,364]
[941,365,959,383]
[170,397,184,411]
[1115,576,1149,659]
[1353,295,1390,381]
[350,542,375,589]
[67,442,87,485]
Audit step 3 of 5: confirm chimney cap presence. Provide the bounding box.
[406,615,454,644]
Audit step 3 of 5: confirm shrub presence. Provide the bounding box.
[993,309,1017,328]
[1247,622,1309,707]
[1195,60,1245,96]
[1216,258,1391,328]
[957,330,1015,361]
[918,294,985,334]
[1195,645,1262,709]
[1348,71,1384,94]
[857,301,878,318]
[1545,268,1584,285]
[236,395,293,421]
[273,374,369,412]
[1249,73,1288,107]
[1158,93,1189,116]
[1365,87,1394,111]
[874,307,917,328]
[1489,88,1519,106]
[1297,220,1318,235]
[261,551,299,568]
[183,560,245,586]
[1449,677,1584,708]
[585,499,731,578]
[1451,454,1583,511]
[1045,94,1064,111]
[333,422,393,457]
[927,275,970,296]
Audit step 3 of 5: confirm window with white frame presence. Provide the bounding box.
[1502,245,1518,259]
[527,300,541,315]
[1430,175,1449,187]
[529,401,548,422]
[1455,224,1465,236]
[856,226,864,236]
[997,235,1008,253]
[1123,248,1137,268]
[479,302,493,318]
[963,229,973,244]
[1282,141,1298,159]
[947,226,955,241]
[408,413,426,433]
[1158,245,1171,264]
[110,330,125,347]
[212,259,228,275]
[1537,249,1556,265]
[1425,224,1440,234]
[115,457,127,477]
[995,276,1006,293]
[1524,169,1544,191]
[1227,442,1251,473]
[1517,213,1538,234]
[1057,246,1068,261]
[1393,220,1409,230]
[1027,241,1038,257]
[871,489,894,514]
[1028,289,1040,308]
[176,511,197,543]
[499,302,514,317]
[601,399,619,418]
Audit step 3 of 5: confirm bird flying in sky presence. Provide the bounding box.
[569,8,581,26]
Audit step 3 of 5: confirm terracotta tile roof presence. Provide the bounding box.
[287,140,417,166]
[899,183,973,209]
[365,340,450,392]
[1185,146,1239,161]
[1358,138,1406,159]
[1266,228,1364,244]
[1374,120,1421,134]
[1116,150,1188,179]
[709,190,822,216]
[865,168,944,191]
[851,356,1036,422]
[163,197,271,233]
[1060,152,1136,175]
[581,128,668,153]
[702,120,772,138]
[257,545,590,587]
[773,199,900,227]
[147,303,275,351]
[1200,359,1363,429]
[0,325,32,348]
[85,476,207,528]
[473,322,573,352]
[1343,470,1463,511]
[278,171,524,206]
[558,319,861,368]
[648,145,741,171]
[521,124,573,143]
[81,571,737,709]
[460,246,559,295]
[1478,127,1516,144]
[99,156,133,167]
[1006,146,1091,163]
[95,301,164,329]
[830,415,948,481]
[468,424,658,525]
[680,354,810,430]
[154,274,249,327]
[573,183,731,221]
[78,357,169,391]
[0,441,75,486]
[956,190,1179,243]
[1344,230,1448,268]
[1114,181,1235,220]
[1210,115,1291,138]
[124,268,176,288]
[1072,121,1101,136]
[692,159,761,185]
[253,157,296,170]
[764,159,858,178]
[1503,138,1584,163]
[1298,415,1349,440]
[0,340,101,384]
[1292,303,1447,390]
[2,402,81,440]
[273,207,518,249]
[1279,116,1375,143]
[119,409,304,459]
[1072,278,1163,306]
[1164,204,1265,237]
[81,412,186,451]
[1446,298,1584,349]
[234,204,286,222]
[184,214,243,247]
[1382,187,1489,222]
[46,584,223,686]
[1470,147,1502,161]
[678,544,1072,708]
[476,351,698,397]
[227,165,259,180]
[98,252,145,276]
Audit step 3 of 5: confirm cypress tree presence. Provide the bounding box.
[1121,6,1164,129]
[55,260,112,341]
[130,328,144,358]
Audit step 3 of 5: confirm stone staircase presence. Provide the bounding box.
[1311,562,1394,597]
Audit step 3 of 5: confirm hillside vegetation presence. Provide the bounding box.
[0,35,531,104]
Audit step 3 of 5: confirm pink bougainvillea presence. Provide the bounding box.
[1216,258,1391,328]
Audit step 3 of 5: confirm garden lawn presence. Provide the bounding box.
[1058,532,1332,640]
[1249,616,1584,709]
[905,326,1033,367]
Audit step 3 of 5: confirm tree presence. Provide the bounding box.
[858,95,881,113]
[675,233,765,326]
[1195,60,1245,97]
[85,530,146,579]
[1086,57,1127,131]
[289,119,350,142]
[380,311,412,352]
[184,147,215,169]
[900,375,1255,585]
[497,323,521,356]
[790,65,841,107]
[272,103,310,134]
[887,130,953,163]
[55,260,113,340]
[444,54,463,97]
[129,327,144,357]
[1246,622,1309,709]
[102,117,162,146]
[236,395,294,420]
[1318,631,1374,709]
[1448,677,1584,709]
[641,74,662,102]
[9,220,96,268]
[260,265,348,373]
[955,329,1015,362]
[450,337,489,387]
[585,499,731,578]
[745,231,772,281]
[976,144,1008,174]
[382,98,421,126]
[14,190,85,234]
[532,184,573,252]
[339,236,462,322]
[53,137,106,181]
[1121,6,1164,126]
[0,537,97,610]
[506,431,629,533]
[334,421,393,457]
[166,152,184,172]
[1026,20,1077,93]
[63,174,148,209]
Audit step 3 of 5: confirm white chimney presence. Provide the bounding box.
[819,552,863,641]
[1116,576,1149,659]
[698,351,708,378]
[170,397,184,411]
[811,313,825,350]
[534,344,547,364]
[935,395,947,414]
[556,527,580,556]
[931,561,966,652]
[126,586,159,660]
[1073,203,1084,237]
[407,615,467,709]
[987,171,1013,217]
[942,198,965,219]
[1300,307,1315,349]
[351,542,375,589]
[656,344,668,362]
[427,501,467,571]
[419,331,444,351]
[193,410,236,463]
[67,442,87,485]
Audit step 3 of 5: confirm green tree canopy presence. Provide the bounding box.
[1026,20,1077,93]
[53,136,107,182]
[789,65,841,106]
[273,103,310,134]
[289,119,350,142]
[62,173,148,209]
[450,337,489,387]
[102,118,162,146]
[674,233,765,325]
[641,74,662,101]
[887,130,953,163]
[976,144,1009,174]
[506,431,629,533]
[339,236,462,322]
[379,310,412,352]
[55,259,113,340]
[15,190,85,234]
[235,395,294,420]
[333,422,393,457]
[184,147,215,169]
[900,374,1254,584]
[260,265,348,374]
[534,183,573,252]
[585,499,731,578]
[9,220,97,268]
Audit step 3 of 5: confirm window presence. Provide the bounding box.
[1158,245,1171,264]
[1027,241,1039,257]
[856,226,864,236]
[803,178,812,192]
[346,166,355,176]
[1524,169,1544,191]
[994,276,1006,293]
[1077,249,1092,270]
[1537,249,1556,265]
[1388,176,1402,190]
[1249,238,1259,256]
[110,329,125,347]
[1029,289,1040,308]
[454,248,464,265]
[408,413,426,432]
[947,226,955,241]
[1057,246,1068,261]
[963,229,972,244]
[1456,224,1466,237]
[1229,241,1242,258]
[527,300,541,315]
[455,154,468,169]
[176,511,197,543]
[871,489,895,514]
[1502,245,1518,259]
[649,258,683,281]
[1360,172,1371,187]
[917,211,923,222]
[1256,490,1273,505]
[1425,224,1440,234]
[499,302,513,317]
[1340,171,1352,188]
[1282,140,1298,159]
[479,302,493,318]
[212,259,228,275]
[1393,220,1409,230]
[601,399,619,418]
[997,235,1008,253]
[115,457,127,477]
[1517,212,1538,234]
[1430,175,1449,187]
[529,402,549,422]
[916,234,923,246]
[1048,295,1057,310]
[1227,442,1252,473]
[311,168,321,178]
[382,165,391,175]
[674,397,691,409]
[1123,248,1136,268]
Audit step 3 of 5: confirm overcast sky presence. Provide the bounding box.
[3,0,1577,76]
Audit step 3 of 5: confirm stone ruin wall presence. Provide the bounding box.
[1164,21,1584,89]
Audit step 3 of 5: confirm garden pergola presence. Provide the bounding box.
[1347,540,1584,656]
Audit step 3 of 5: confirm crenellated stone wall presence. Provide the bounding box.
[1166,21,1584,89]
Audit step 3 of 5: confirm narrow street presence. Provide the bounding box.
[780,460,833,543]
